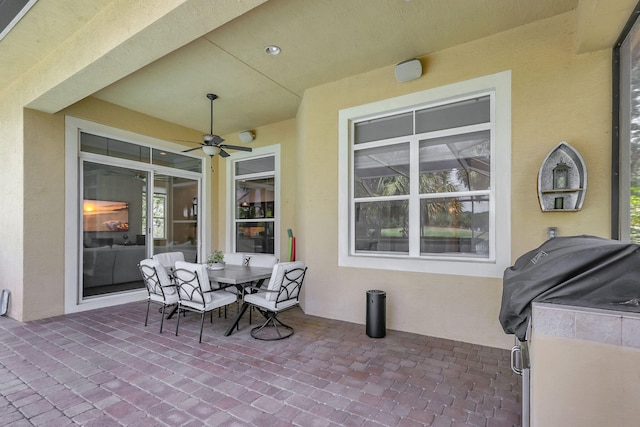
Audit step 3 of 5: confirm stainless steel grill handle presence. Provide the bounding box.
[510,344,523,376]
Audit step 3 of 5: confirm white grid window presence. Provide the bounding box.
[339,71,511,278]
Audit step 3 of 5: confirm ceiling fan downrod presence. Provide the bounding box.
[207,93,218,137]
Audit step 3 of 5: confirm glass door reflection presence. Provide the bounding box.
[150,174,199,262]
[82,162,147,298]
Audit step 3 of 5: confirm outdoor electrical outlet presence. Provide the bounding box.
[547,227,558,239]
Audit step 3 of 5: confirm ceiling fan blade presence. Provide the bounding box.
[218,148,230,158]
[210,135,225,145]
[182,146,202,153]
[220,144,252,152]
[173,139,202,144]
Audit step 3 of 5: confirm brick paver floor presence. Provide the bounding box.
[0,301,521,426]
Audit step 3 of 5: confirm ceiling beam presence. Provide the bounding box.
[24,0,266,114]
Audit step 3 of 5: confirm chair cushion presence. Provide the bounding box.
[244,292,299,312]
[264,261,305,301]
[149,292,179,305]
[140,258,176,296]
[180,290,236,312]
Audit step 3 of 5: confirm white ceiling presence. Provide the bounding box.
[1,0,635,139]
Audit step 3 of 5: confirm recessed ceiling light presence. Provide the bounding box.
[265,45,281,56]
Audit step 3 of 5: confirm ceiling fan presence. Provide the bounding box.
[182,93,253,158]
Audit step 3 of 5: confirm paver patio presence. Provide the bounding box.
[0,301,521,426]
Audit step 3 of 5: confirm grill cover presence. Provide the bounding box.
[499,235,640,341]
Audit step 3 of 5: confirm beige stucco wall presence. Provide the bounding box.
[22,110,66,319]
[297,11,611,348]
[0,98,25,320]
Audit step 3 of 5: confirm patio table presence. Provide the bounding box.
[207,264,273,336]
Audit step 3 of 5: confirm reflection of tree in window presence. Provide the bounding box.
[352,95,492,257]
[630,47,640,242]
[141,193,166,239]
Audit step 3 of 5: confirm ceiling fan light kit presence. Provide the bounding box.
[202,145,219,156]
[238,130,255,143]
[181,93,253,158]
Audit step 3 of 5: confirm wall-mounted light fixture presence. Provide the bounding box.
[238,130,255,144]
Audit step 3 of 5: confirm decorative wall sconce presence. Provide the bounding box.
[537,141,587,212]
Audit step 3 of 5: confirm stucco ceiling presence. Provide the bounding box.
[0,0,636,139]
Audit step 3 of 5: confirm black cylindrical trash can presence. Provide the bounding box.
[366,290,386,338]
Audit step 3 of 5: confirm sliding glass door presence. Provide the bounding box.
[82,162,148,297]
[81,164,201,298]
[78,129,204,300]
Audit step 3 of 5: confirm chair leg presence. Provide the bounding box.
[250,314,294,341]
[176,305,181,336]
[145,300,150,327]
[199,311,205,343]
[159,304,166,333]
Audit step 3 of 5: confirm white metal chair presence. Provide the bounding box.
[242,254,278,322]
[224,252,246,266]
[152,251,185,275]
[173,261,237,343]
[222,252,252,306]
[243,261,307,340]
[138,258,179,333]
[245,254,278,268]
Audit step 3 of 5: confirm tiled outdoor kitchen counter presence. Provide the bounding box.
[528,302,640,427]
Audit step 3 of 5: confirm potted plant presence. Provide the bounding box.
[207,250,225,270]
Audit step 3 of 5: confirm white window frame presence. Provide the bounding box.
[225,145,281,259]
[338,71,511,278]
